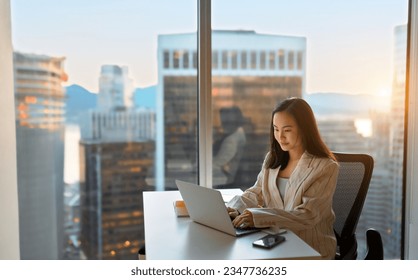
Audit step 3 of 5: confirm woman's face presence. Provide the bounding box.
[273,111,304,154]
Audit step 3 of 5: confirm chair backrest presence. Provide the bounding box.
[332,152,374,259]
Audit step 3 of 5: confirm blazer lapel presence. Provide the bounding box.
[284,153,314,208]
[266,166,284,208]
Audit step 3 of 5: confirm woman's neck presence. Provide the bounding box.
[288,149,305,162]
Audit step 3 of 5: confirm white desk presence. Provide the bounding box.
[143,189,321,260]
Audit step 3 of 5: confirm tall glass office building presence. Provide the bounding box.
[387,24,407,258]
[157,30,306,190]
[79,65,155,259]
[13,52,67,259]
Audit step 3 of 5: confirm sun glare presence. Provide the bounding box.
[377,87,391,97]
[355,118,372,138]
[372,87,392,112]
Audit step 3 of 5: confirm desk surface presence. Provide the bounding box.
[143,189,321,260]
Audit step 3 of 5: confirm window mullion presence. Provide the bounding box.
[404,0,418,260]
[197,0,212,188]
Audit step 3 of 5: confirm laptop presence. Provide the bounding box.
[175,179,262,237]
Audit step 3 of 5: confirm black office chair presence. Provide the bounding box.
[332,152,383,260]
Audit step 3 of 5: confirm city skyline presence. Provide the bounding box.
[11,0,408,99]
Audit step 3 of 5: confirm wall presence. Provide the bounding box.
[0,0,20,260]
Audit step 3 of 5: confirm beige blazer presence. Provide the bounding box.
[227,152,339,259]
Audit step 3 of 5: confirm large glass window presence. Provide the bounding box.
[212,0,408,259]
[9,0,409,261]
[11,0,197,260]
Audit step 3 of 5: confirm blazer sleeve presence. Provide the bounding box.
[249,160,339,231]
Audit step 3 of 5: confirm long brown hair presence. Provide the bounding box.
[266,97,335,169]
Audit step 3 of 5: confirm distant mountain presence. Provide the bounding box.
[65,84,97,124]
[305,92,390,117]
[67,86,379,122]
[133,85,157,109]
[64,84,157,124]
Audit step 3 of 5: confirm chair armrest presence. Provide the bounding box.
[364,228,384,260]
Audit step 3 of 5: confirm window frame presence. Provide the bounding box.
[404,0,418,259]
[197,0,212,187]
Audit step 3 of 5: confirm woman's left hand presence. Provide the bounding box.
[232,210,255,228]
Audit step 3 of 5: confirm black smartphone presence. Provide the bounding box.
[252,234,286,249]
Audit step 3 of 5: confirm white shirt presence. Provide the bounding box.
[277,177,288,201]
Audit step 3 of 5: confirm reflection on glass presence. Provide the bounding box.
[211,30,306,191]
[158,33,198,191]
[213,106,246,187]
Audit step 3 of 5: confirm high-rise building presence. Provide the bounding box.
[157,30,306,190]
[63,181,82,259]
[13,51,67,259]
[356,111,393,258]
[79,65,155,259]
[386,24,407,258]
[98,65,134,109]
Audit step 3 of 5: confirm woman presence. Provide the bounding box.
[227,97,339,259]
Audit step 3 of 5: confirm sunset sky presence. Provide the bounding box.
[11,0,408,96]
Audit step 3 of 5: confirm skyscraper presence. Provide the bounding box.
[13,51,67,259]
[97,65,134,109]
[79,65,155,259]
[386,24,407,258]
[157,30,306,190]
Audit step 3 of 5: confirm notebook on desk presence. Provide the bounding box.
[175,179,262,237]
